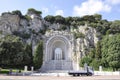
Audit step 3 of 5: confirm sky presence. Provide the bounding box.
[0,0,120,21]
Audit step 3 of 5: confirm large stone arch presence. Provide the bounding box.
[40,34,74,72]
[45,35,72,61]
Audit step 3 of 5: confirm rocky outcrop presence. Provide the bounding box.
[0,10,100,57]
[0,13,20,34]
[0,11,44,55]
[71,24,99,59]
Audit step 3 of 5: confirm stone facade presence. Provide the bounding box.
[40,30,79,72]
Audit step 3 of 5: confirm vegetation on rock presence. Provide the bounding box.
[28,8,42,16]
[12,10,22,17]
[0,8,120,70]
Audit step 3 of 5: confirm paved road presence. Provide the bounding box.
[0,75,120,80]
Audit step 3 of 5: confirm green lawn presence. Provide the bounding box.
[0,68,23,74]
[102,68,113,71]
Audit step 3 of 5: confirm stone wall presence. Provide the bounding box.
[40,30,75,72]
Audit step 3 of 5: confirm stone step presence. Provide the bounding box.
[45,70,69,73]
[40,60,73,72]
[31,72,69,76]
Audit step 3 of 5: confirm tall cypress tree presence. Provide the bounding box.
[33,40,43,69]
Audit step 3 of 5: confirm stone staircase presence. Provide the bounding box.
[55,61,62,70]
[40,60,73,72]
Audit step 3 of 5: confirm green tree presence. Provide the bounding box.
[0,35,33,68]
[80,56,92,67]
[72,17,82,22]
[90,59,101,70]
[95,41,102,60]
[55,15,65,24]
[93,14,102,21]
[89,48,96,58]
[101,34,120,70]
[24,44,33,66]
[33,40,43,69]
[65,16,73,25]
[44,15,55,23]
[28,8,42,16]
[81,15,96,23]
[109,20,120,34]
[12,10,22,17]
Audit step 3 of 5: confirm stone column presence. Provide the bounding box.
[99,66,102,71]
[55,48,63,60]
[31,66,34,72]
[55,53,57,60]
[24,66,28,72]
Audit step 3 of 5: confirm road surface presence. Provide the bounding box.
[0,75,120,80]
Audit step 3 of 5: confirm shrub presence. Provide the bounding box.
[0,30,2,34]
[13,31,31,39]
[58,25,67,31]
[74,32,85,39]
[12,10,22,17]
[24,15,32,21]
[80,56,92,67]
[28,8,42,16]
[90,59,101,70]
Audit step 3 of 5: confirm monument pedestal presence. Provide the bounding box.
[40,60,73,72]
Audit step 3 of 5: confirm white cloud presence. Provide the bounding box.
[55,10,64,16]
[42,7,49,13]
[73,0,111,16]
[106,0,120,5]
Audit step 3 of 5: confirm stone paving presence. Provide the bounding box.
[0,75,120,80]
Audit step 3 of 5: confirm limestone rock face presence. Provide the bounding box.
[0,12,45,34]
[0,12,99,56]
[0,11,100,71]
[0,13,20,34]
[48,23,60,30]
[0,12,44,55]
[72,25,99,60]
[0,12,99,52]
[30,16,44,32]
